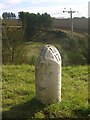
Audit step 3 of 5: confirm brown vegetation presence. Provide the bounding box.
[53,18,88,33]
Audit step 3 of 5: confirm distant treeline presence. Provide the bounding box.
[2,12,88,34]
[2,12,52,40]
[18,12,52,39]
[2,12,16,19]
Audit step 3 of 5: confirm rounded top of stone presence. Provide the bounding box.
[37,44,61,64]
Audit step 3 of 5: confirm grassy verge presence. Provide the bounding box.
[2,65,89,119]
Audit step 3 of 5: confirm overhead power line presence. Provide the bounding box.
[63,8,78,36]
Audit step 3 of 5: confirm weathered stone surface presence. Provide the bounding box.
[35,45,61,104]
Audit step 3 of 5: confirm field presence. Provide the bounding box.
[2,65,89,119]
[53,18,88,33]
[2,17,89,119]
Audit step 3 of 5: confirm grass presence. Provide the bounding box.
[3,30,88,66]
[60,29,87,37]
[2,65,89,119]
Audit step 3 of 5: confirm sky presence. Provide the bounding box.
[0,0,89,18]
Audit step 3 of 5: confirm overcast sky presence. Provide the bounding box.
[0,0,89,18]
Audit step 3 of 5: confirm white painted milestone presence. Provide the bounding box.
[35,45,61,104]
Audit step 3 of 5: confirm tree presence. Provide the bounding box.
[41,13,52,29]
[25,13,38,38]
[2,12,7,19]
[18,12,52,40]
[2,25,23,63]
[2,12,16,19]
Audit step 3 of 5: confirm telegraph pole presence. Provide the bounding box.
[63,8,77,36]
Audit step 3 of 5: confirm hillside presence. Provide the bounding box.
[2,65,89,119]
[3,29,88,66]
[2,17,89,65]
[2,19,21,26]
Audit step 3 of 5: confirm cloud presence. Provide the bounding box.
[88,1,90,17]
[29,0,47,4]
[7,0,22,4]
[0,3,5,9]
[1,0,22,7]
[0,0,22,11]
[0,0,88,18]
